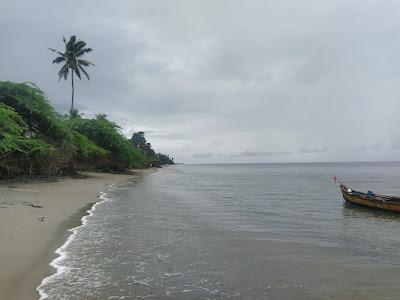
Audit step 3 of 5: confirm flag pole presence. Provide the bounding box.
[333,175,343,185]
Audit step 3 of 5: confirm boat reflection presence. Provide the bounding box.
[342,201,400,222]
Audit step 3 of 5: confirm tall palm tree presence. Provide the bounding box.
[49,36,94,115]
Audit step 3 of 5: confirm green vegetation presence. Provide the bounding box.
[49,35,94,115]
[0,101,55,177]
[156,153,174,165]
[0,81,173,178]
[67,115,149,170]
[0,35,174,179]
[131,131,156,157]
[131,132,174,167]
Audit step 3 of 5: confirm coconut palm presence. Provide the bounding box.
[49,36,94,115]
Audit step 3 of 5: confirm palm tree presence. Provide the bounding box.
[49,36,94,115]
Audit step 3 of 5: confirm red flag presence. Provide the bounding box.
[333,176,337,184]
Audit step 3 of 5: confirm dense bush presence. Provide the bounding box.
[69,130,108,162]
[0,81,173,178]
[156,153,174,165]
[0,81,68,142]
[0,102,56,177]
[131,131,174,167]
[67,115,149,170]
[0,82,107,177]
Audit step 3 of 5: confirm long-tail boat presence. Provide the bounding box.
[340,183,400,212]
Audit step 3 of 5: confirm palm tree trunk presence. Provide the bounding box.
[70,71,75,115]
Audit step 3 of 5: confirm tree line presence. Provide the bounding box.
[0,81,173,178]
[0,35,174,178]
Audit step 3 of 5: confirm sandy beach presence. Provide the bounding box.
[0,172,137,300]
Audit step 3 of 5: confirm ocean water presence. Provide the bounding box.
[38,163,400,299]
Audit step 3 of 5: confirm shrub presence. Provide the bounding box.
[68,115,148,170]
[0,82,107,177]
[0,103,56,177]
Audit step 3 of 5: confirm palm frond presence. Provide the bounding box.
[77,59,95,67]
[50,35,94,83]
[73,40,87,52]
[79,65,90,80]
[57,64,69,81]
[74,66,82,79]
[48,48,65,57]
[67,36,76,50]
[52,56,65,64]
[63,69,68,80]
[76,48,92,57]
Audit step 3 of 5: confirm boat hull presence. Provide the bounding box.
[341,187,400,212]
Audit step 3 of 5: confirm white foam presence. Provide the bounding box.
[36,185,117,299]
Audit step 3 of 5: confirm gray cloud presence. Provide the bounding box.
[231,151,293,157]
[370,143,383,150]
[193,150,293,159]
[299,147,328,154]
[392,140,400,149]
[193,153,214,159]
[1,0,400,163]
[148,132,188,140]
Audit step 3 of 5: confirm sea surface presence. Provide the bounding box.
[38,163,400,299]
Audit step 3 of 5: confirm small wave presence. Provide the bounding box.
[36,185,117,299]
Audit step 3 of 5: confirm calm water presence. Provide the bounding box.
[39,163,400,299]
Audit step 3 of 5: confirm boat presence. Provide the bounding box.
[340,183,400,212]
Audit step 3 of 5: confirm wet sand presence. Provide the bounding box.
[0,172,135,300]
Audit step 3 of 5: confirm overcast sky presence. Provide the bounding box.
[1,0,400,163]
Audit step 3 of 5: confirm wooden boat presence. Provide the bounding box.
[340,184,400,212]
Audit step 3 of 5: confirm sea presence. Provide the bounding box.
[38,162,400,299]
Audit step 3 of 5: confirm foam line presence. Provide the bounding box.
[36,185,116,299]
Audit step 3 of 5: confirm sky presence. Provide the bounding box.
[1,0,400,163]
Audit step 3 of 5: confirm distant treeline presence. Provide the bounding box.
[0,81,174,178]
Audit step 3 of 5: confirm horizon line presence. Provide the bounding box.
[179,160,400,165]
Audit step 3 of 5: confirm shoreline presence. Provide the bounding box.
[0,171,143,300]
[37,190,112,299]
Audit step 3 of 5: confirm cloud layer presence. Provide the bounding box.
[1,0,400,163]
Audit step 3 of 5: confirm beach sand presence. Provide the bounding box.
[0,172,137,300]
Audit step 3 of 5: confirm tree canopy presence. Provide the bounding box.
[131,131,174,166]
[49,35,94,115]
[0,81,173,178]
